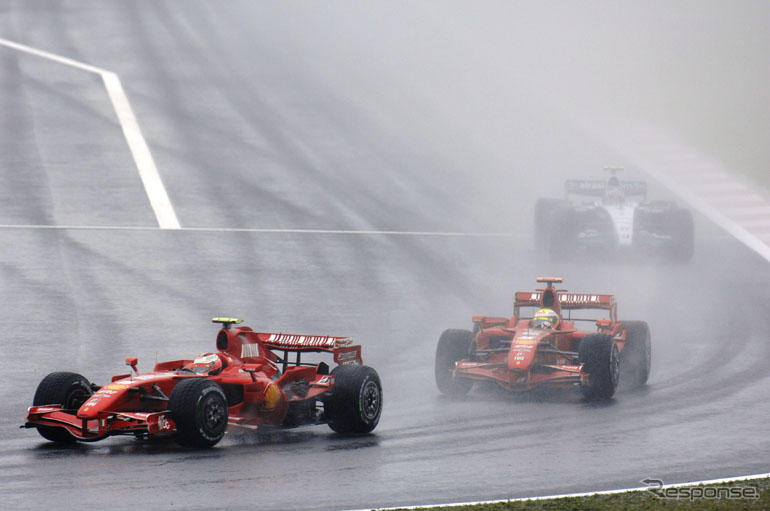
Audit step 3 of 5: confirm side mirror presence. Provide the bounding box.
[242,363,262,382]
[125,357,139,374]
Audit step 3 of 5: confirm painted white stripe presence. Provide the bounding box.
[0,37,105,73]
[724,205,770,218]
[179,226,515,237]
[738,217,770,228]
[344,472,770,511]
[710,194,767,205]
[0,223,518,237]
[0,38,180,229]
[100,72,180,229]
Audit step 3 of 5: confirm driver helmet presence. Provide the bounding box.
[192,353,223,375]
[531,308,559,329]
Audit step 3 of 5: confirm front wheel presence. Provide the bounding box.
[579,334,619,400]
[435,329,473,396]
[169,378,228,447]
[32,372,94,442]
[324,365,382,434]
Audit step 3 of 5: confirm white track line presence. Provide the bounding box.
[0,37,180,229]
[346,472,770,511]
[0,223,516,237]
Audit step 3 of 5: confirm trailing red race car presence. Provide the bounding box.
[23,318,382,447]
[435,278,650,400]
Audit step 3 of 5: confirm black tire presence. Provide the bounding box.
[668,208,694,262]
[586,207,619,257]
[169,378,228,447]
[619,321,651,388]
[32,372,94,442]
[548,204,578,261]
[535,198,566,253]
[324,365,382,434]
[435,329,474,396]
[578,334,619,400]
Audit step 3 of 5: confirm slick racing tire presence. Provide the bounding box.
[535,198,567,253]
[170,378,228,448]
[32,372,94,443]
[434,329,474,396]
[578,334,619,400]
[324,365,382,434]
[619,321,651,388]
[547,204,578,261]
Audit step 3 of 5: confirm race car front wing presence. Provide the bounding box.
[22,406,177,441]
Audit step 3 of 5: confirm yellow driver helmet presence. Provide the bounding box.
[531,308,559,329]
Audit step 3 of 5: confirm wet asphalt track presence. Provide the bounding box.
[1,2,769,510]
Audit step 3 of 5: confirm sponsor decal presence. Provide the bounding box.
[241,343,260,358]
[106,384,128,390]
[267,334,336,347]
[515,339,536,345]
[95,389,118,396]
[527,293,603,304]
[129,374,160,381]
[336,351,358,361]
[157,415,172,432]
[565,180,606,193]
[82,397,101,409]
[317,376,331,385]
[561,294,601,303]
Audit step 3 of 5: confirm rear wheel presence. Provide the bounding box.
[548,204,578,261]
[535,198,566,253]
[435,329,474,396]
[619,321,651,388]
[324,365,382,434]
[169,379,228,447]
[32,372,93,442]
[579,334,619,400]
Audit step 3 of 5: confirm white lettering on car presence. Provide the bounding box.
[241,343,260,358]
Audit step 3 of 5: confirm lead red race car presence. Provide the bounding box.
[23,318,382,447]
[435,278,651,400]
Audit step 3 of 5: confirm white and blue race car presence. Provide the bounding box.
[535,167,694,262]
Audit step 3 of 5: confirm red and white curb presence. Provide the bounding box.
[582,116,770,263]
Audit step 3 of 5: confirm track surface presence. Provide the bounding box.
[1,3,768,510]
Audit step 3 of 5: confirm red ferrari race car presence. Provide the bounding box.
[23,318,382,447]
[435,278,650,400]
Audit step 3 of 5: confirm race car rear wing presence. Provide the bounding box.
[514,291,617,321]
[259,333,362,368]
[212,319,363,366]
[564,179,647,197]
[260,333,354,351]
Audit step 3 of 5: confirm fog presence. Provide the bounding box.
[1,3,768,508]
[180,1,767,233]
